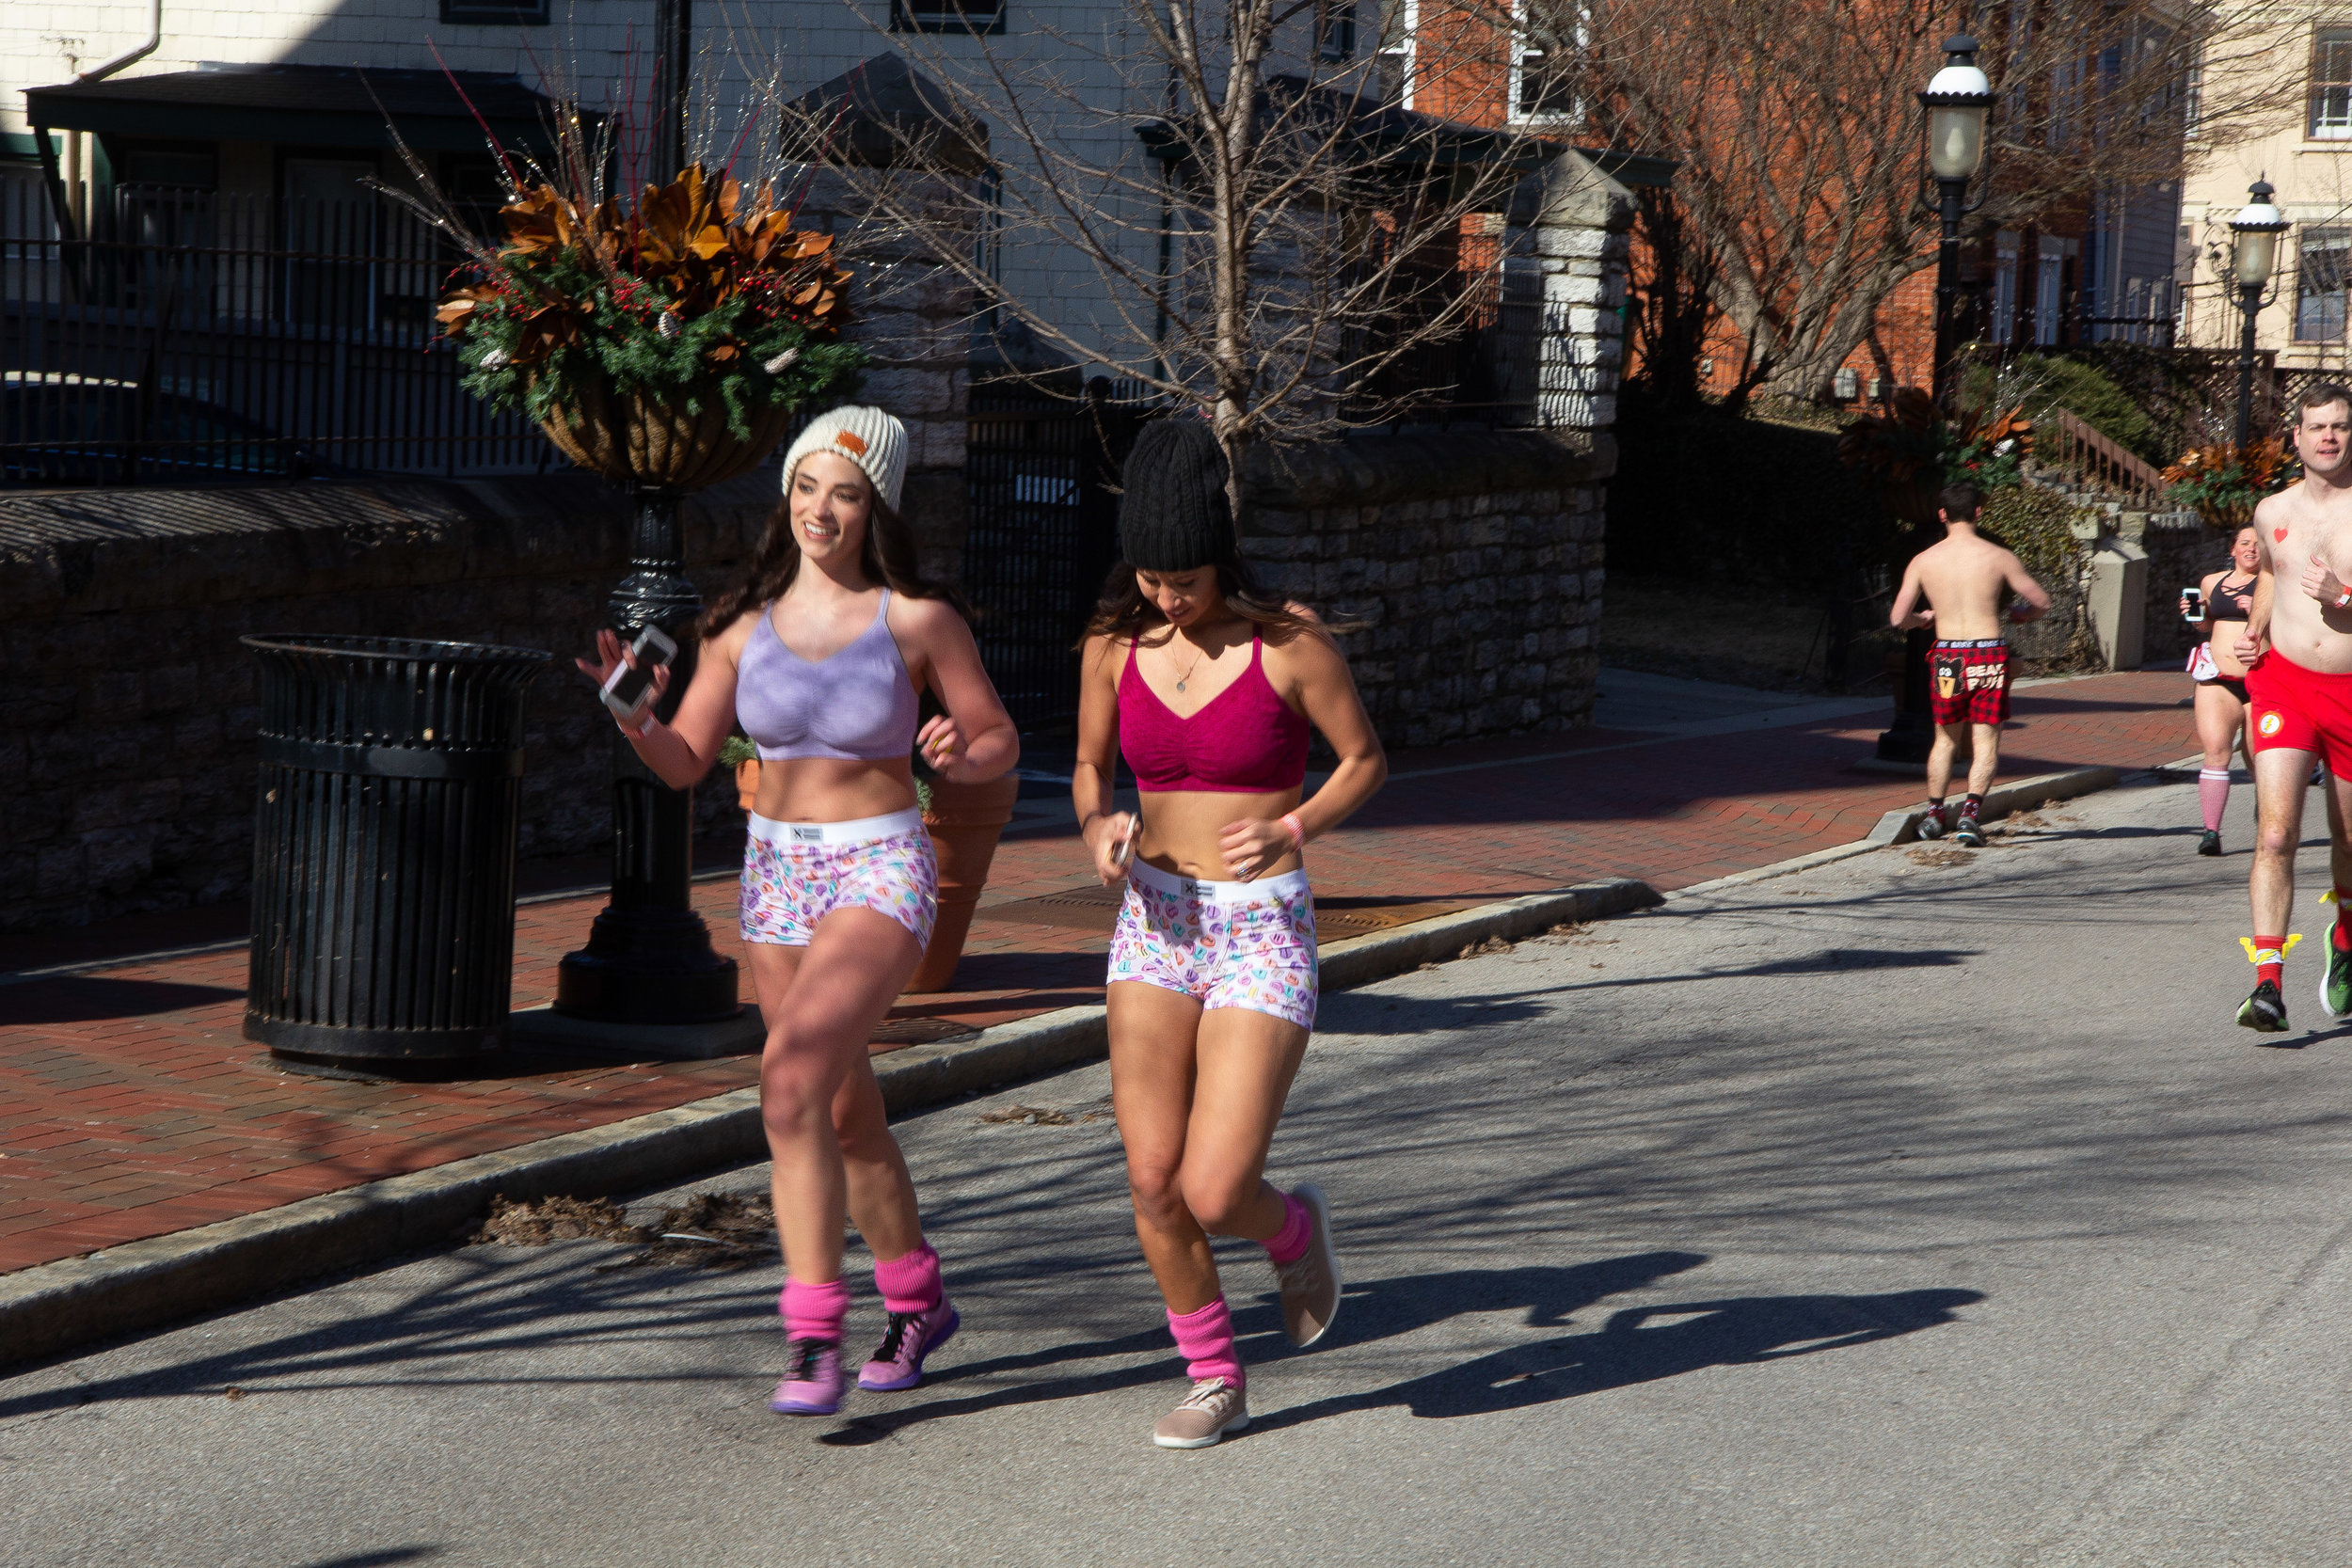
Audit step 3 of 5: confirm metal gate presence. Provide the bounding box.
[963,379,1157,729]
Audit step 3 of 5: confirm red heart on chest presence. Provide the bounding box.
[2276,527,2291,543]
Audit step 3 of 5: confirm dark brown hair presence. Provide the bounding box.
[2299,381,2352,422]
[1939,480,1983,520]
[702,479,962,639]
[1081,556,1346,648]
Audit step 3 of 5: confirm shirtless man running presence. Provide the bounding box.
[2233,383,2352,1033]
[1888,480,2054,847]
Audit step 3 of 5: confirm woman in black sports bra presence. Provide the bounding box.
[2182,524,2260,855]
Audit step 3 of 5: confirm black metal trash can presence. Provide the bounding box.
[241,634,555,1072]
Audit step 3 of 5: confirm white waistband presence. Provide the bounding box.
[748,808,925,847]
[1128,859,1311,904]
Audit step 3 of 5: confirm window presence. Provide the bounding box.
[438,0,549,22]
[2035,243,2065,346]
[891,0,1005,35]
[2298,229,2350,341]
[2312,27,2352,138]
[1991,236,2019,344]
[1377,0,1418,108]
[1509,2,1583,123]
[1317,0,1356,61]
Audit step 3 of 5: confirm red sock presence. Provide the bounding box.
[2335,894,2352,953]
[2256,935,2287,988]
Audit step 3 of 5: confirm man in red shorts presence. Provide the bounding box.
[1889,480,2053,847]
[2234,382,2352,1032]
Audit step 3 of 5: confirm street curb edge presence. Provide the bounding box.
[0,879,1657,1370]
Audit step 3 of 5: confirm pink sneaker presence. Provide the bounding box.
[769,1338,847,1416]
[858,1299,961,1391]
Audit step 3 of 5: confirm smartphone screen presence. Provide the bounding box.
[601,626,676,719]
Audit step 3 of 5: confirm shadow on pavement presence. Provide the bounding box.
[815,1253,1710,1446]
[0,976,246,1025]
[1247,1285,1985,1432]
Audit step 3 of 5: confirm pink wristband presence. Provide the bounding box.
[1280,812,1307,851]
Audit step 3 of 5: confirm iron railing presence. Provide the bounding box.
[3,186,551,484]
[962,379,1161,728]
[1343,257,1545,428]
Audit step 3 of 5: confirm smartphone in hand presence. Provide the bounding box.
[600,626,677,721]
[2182,587,2205,624]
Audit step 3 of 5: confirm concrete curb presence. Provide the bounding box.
[0,878,1658,1370]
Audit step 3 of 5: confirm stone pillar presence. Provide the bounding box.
[1519,151,1634,443]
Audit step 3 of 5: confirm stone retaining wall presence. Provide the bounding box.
[1243,430,1612,747]
[0,475,777,932]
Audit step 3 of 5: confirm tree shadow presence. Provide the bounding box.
[1247,1285,1985,1432]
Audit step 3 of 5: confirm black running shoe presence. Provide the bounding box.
[1952,816,1985,848]
[2238,980,2290,1033]
[2198,829,2222,857]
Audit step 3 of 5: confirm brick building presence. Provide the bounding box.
[1376,0,2186,404]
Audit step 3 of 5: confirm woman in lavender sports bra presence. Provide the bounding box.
[577,405,1016,1418]
[1073,420,1387,1449]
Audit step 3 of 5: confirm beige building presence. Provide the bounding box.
[2183,2,2352,378]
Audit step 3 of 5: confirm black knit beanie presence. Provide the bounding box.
[1119,419,1235,571]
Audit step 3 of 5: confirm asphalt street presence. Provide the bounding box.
[8,770,2352,1567]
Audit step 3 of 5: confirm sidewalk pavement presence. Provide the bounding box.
[0,670,2199,1282]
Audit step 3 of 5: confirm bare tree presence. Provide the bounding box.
[1496,0,2299,401]
[728,0,1562,515]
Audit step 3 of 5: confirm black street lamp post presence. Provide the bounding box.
[2230,180,2289,447]
[552,490,742,1024]
[1880,35,1994,765]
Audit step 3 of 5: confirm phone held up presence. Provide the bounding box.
[2182,586,2205,624]
[600,626,678,722]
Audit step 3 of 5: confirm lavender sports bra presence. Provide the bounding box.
[737,591,921,763]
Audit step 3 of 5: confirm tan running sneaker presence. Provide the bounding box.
[1272,1181,1341,1347]
[1152,1377,1249,1449]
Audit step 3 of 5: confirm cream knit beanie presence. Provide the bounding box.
[781,404,909,512]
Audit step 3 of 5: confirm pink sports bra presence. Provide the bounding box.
[1119,633,1310,793]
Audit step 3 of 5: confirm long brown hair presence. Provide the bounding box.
[1081,556,1346,648]
[702,481,963,639]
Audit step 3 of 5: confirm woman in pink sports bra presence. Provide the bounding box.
[576,405,1016,1418]
[1073,419,1387,1449]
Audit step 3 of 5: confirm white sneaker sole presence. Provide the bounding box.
[1288,1180,1341,1348]
[1153,1411,1249,1449]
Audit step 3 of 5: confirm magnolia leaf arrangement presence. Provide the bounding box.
[2162,438,2299,528]
[435,165,866,441]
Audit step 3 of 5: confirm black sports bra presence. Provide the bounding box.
[2208,573,2255,624]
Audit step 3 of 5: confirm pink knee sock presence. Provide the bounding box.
[2200,768,2232,832]
[779,1277,850,1342]
[1263,1189,1312,1266]
[872,1243,944,1314]
[1167,1296,1244,1387]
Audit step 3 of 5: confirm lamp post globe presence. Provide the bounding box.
[2230,178,2292,446]
[1923,36,1993,182]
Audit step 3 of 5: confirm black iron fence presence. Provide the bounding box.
[961,378,1161,729]
[1343,256,1546,428]
[2,186,548,484]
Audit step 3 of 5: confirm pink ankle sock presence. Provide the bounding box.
[1263,1190,1312,1266]
[779,1277,850,1342]
[2200,768,2232,832]
[872,1243,943,1314]
[1167,1296,1244,1387]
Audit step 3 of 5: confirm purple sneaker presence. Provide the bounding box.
[769,1338,847,1416]
[857,1299,960,1391]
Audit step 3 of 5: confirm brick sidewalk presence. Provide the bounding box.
[0,671,2197,1275]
